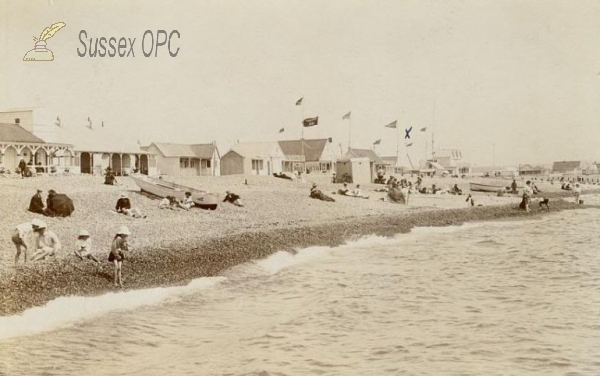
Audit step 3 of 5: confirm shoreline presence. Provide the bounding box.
[1,197,595,316]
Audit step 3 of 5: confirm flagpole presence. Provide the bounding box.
[348,116,352,150]
[301,100,305,173]
[396,117,400,169]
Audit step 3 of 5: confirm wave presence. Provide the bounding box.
[0,276,226,341]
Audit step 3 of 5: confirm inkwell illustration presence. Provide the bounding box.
[23,22,66,61]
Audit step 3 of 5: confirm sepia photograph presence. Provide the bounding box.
[1,0,599,374]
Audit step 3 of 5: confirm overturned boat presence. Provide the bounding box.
[131,175,219,210]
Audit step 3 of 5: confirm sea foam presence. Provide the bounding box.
[0,276,226,340]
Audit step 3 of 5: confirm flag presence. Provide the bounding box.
[373,139,381,145]
[303,116,318,127]
[384,120,397,128]
[296,97,303,106]
[342,111,351,120]
[420,127,427,132]
[101,121,105,128]
[406,142,413,147]
[279,127,285,133]
[137,139,141,145]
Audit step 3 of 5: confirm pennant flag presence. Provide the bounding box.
[404,126,413,139]
[420,127,427,132]
[384,120,397,129]
[296,97,303,106]
[342,111,351,120]
[137,139,141,145]
[406,142,413,147]
[279,127,285,133]
[373,139,381,145]
[303,116,318,127]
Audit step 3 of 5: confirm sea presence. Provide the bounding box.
[1,202,599,376]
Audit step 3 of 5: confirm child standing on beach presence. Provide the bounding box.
[11,219,41,264]
[74,229,100,265]
[109,226,131,287]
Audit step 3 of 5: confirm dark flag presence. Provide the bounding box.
[373,139,381,145]
[420,127,427,132]
[279,127,285,133]
[406,142,413,147]
[384,120,397,128]
[296,97,304,106]
[342,111,351,120]
[303,117,318,127]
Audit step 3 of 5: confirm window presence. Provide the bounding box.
[252,159,263,171]
[206,160,211,168]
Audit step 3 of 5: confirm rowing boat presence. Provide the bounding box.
[469,182,510,193]
[131,175,219,210]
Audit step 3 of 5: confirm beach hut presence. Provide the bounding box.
[143,142,220,177]
[278,138,338,173]
[342,148,386,181]
[220,142,284,176]
[335,157,371,184]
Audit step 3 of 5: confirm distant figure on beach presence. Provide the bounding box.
[465,194,475,207]
[351,184,369,199]
[45,189,75,217]
[28,189,46,215]
[31,220,62,261]
[159,195,179,210]
[179,191,195,210]
[539,198,550,210]
[104,167,117,185]
[511,179,518,194]
[573,183,582,204]
[519,193,531,212]
[18,159,27,178]
[337,183,350,195]
[524,181,534,196]
[452,184,462,195]
[12,220,38,264]
[223,191,244,207]
[116,193,146,218]
[310,184,335,202]
[109,226,130,287]
[74,229,99,265]
[386,186,406,204]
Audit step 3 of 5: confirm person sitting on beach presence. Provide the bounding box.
[108,226,130,287]
[74,229,99,265]
[159,195,179,210]
[337,183,350,196]
[31,220,62,261]
[524,181,534,196]
[28,189,46,215]
[178,192,195,211]
[116,193,146,218]
[519,193,531,212]
[351,184,369,199]
[310,184,335,202]
[104,168,117,185]
[451,184,462,195]
[223,191,244,207]
[45,189,75,217]
[11,220,39,264]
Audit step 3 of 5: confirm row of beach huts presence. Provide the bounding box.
[0,109,596,183]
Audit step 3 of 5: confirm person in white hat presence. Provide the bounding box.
[115,193,146,218]
[31,220,62,262]
[109,225,131,287]
[11,220,40,264]
[74,229,99,265]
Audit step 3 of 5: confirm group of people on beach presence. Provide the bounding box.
[12,218,132,287]
[29,189,75,217]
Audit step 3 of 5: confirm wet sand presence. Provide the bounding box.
[0,173,596,315]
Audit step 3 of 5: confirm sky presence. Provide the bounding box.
[1,0,599,166]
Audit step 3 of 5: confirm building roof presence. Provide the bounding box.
[343,148,384,164]
[428,161,446,170]
[0,123,45,143]
[519,164,543,172]
[435,149,462,159]
[150,143,217,159]
[381,156,397,165]
[228,142,283,159]
[278,139,330,162]
[553,161,581,171]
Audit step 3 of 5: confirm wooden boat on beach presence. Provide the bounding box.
[469,182,509,193]
[131,175,219,210]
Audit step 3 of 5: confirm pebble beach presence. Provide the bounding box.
[0,173,596,316]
